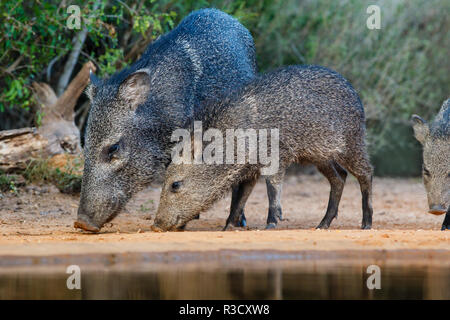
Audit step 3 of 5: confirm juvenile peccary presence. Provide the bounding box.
[74,9,257,232]
[412,99,450,230]
[153,65,374,231]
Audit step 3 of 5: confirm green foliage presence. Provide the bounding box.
[23,158,83,194]
[0,0,177,112]
[97,47,124,76]
[0,171,18,193]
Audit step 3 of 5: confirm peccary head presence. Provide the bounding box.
[75,70,168,232]
[411,99,450,215]
[153,161,247,231]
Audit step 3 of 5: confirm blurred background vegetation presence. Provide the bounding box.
[1,0,448,176]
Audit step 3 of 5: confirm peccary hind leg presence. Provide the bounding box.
[343,151,373,229]
[316,161,347,229]
[266,170,286,229]
[223,179,257,230]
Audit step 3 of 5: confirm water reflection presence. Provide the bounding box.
[0,264,448,299]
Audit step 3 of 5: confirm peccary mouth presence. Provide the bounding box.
[74,217,101,233]
[429,209,447,215]
[151,223,184,232]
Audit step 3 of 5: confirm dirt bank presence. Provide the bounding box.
[0,175,448,257]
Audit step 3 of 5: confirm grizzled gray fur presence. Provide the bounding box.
[412,99,450,230]
[153,65,374,231]
[75,9,257,232]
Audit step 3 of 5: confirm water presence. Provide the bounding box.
[0,251,449,299]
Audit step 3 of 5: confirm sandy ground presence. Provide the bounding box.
[0,175,448,256]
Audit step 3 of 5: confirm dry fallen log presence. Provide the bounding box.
[0,128,48,172]
[0,61,95,173]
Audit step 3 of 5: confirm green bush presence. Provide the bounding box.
[0,171,18,193]
[1,0,448,176]
[0,0,177,112]
[23,158,83,194]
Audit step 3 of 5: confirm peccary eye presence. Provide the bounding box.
[107,143,120,160]
[171,181,183,192]
[423,167,430,177]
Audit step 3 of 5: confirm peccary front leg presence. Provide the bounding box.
[442,209,450,230]
[266,169,285,229]
[223,179,257,230]
[316,161,347,229]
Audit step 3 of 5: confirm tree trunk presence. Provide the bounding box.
[0,61,95,173]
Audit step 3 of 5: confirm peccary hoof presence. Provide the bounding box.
[238,215,247,228]
[222,214,247,231]
[316,221,330,230]
[361,223,372,230]
[232,213,247,227]
[265,223,277,230]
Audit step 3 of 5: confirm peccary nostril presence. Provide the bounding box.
[429,205,446,215]
[74,216,100,232]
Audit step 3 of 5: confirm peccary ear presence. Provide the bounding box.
[431,99,450,128]
[442,98,450,111]
[86,70,101,100]
[117,69,151,109]
[411,114,429,144]
[436,99,450,120]
[89,69,101,87]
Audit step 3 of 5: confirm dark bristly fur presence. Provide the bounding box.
[76,9,257,230]
[154,65,374,231]
[412,99,450,230]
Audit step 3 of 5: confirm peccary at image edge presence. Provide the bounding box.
[153,65,374,231]
[412,99,450,230]
[74,9,258,232]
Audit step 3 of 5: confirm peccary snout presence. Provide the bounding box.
[75,193,112,233]
[152,164,217,231]
[429,204,446,215]
[75,191,126,232]
[76,160,134,232]
[74,213,100,233]
[151,215,176,232]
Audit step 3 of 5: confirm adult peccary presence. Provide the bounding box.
[74,9,258,232]
[152,65,374,231]
[411,99,450,230]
